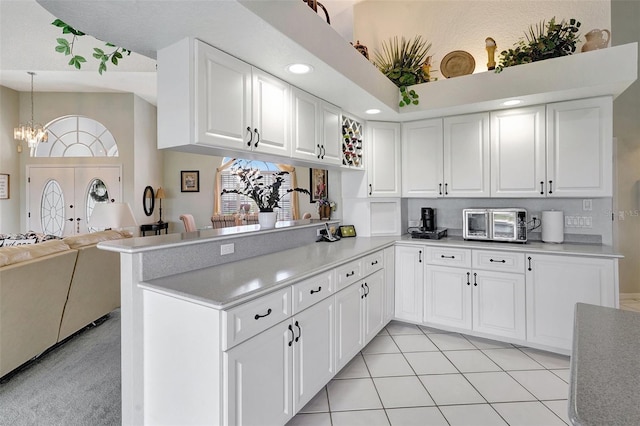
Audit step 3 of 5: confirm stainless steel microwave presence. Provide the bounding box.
[463,208,527,243]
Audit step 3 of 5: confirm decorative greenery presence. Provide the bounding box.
[53,19,131,74]
[373,35,433,107]
[495,17,581,73]
[221,164,310,212]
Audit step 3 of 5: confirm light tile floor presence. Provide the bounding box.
[287,320,571,426]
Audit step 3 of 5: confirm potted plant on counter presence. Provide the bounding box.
[221,164,310,229]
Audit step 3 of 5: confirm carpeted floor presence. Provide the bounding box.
[0,310,121,426]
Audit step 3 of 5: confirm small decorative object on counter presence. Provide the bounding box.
[485,37,497,70]
[351,40,369,59]
[582,28,610,52]
[316,198,336,220]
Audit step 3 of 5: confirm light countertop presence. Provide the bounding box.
[569,303,640,425]
[139,236,397,309]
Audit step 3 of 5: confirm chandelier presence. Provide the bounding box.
[14,71,48,156]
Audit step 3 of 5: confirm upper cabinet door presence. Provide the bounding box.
[251,69,291,156]
[546,97,613,197]
[401,118,443,198]
[195,40,252,150]
[443,113,490,197]
[367,121,401,197]
[319,102,342,165]
[291,87,320,162]
[491,106,546,197]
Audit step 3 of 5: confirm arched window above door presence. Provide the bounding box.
[36,115,119,157]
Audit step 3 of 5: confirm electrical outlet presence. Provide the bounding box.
[220,243,234,255]
[583,199,593,211]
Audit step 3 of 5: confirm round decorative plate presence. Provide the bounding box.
[440,50,475,78]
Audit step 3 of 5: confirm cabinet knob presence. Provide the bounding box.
[473,272,478,286]
[310,286,322,295]
[548,180,553,194]
[368,184,372,196]
[439,183,443,195]
[527,256,533,271]
[489,259,506,263]
[294,321,301,343]
[317,144,322,159]
[466,272,470,285]
[540,181,545,195]
[288,324,294,346]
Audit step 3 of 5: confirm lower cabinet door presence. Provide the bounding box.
[526,254,616,351]
[293,296,335,412]
[224,319,293,426]
[472,270,525,340]
[335,283,364,371]
[424,265,472,329]
[363,269,386,343]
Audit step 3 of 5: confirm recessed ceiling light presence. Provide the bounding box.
[503,99,522,106]
[286,63,313,74]
[365,109,381,115]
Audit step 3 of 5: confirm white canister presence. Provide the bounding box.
[541,210,564,243]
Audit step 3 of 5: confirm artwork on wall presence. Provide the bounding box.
[310,168,328,203]
[0,174,9,200]
[181,170,200,192]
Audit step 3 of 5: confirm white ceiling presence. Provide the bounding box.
[0,0,360,107]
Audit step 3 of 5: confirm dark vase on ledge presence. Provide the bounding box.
[320,205,331,220]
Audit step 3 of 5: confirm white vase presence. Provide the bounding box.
[258,211,277,229]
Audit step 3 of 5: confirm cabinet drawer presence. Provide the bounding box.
[425,247,472,268]
[222,287,291,350]
[335,259,362,290]
[472,250,525,273]
[363,251,384,277]
[292,270,334,314]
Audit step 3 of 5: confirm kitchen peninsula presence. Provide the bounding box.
[100,225,621,425]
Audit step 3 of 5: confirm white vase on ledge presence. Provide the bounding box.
[258,210,277,229]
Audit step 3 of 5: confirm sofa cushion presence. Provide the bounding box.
[63,230,132,249]
[0,240,71,267]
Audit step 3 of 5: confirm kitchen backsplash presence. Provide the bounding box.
[405,198,613,245]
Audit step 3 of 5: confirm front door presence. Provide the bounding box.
[27,166,122,236]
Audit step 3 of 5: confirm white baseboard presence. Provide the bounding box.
[620,293,640,300]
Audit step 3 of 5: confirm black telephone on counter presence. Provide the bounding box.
[322,223,340,242]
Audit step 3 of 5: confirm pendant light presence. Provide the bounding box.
[14,72,48,156]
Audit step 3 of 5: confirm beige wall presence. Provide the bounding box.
[354,1,611,76]
[612,0,640,295]
[0,91,159,234]
[0,86,21,232]
[161,152,325,232]
[133,96,162,225]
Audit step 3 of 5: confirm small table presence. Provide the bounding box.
[140,222,169,236]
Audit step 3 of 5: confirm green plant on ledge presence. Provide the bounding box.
[373,35,433,107]
[495,17,581,73]
[52,19,131,74]
[221,164,310,213]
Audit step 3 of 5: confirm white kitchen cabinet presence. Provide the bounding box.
[336,266,387,371]
[394,245,425,323]
[158,38,290,157]
[472,270,525,340]
[224,318,292,426]
[367,121,401,197]
[546,97,613,197]
[443,112,490,197]
[363,269,385,342]
[292,296,335,412]
[490,106,546,197]
[335,281,364,371]
[384,247,395,323]
[526,253,617,352]
[401,118,443,197]
[225,295,335,425]
[291,88,341,165]
[424,265,472,329]
[424,248,526,340]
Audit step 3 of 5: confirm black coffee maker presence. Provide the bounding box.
[420,207,436,232]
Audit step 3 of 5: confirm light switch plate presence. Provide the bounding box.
[220,243,234,255]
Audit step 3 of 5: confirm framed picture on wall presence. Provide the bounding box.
[181,170,200,192]
[0,174,9,200]
[310,168,328,203]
